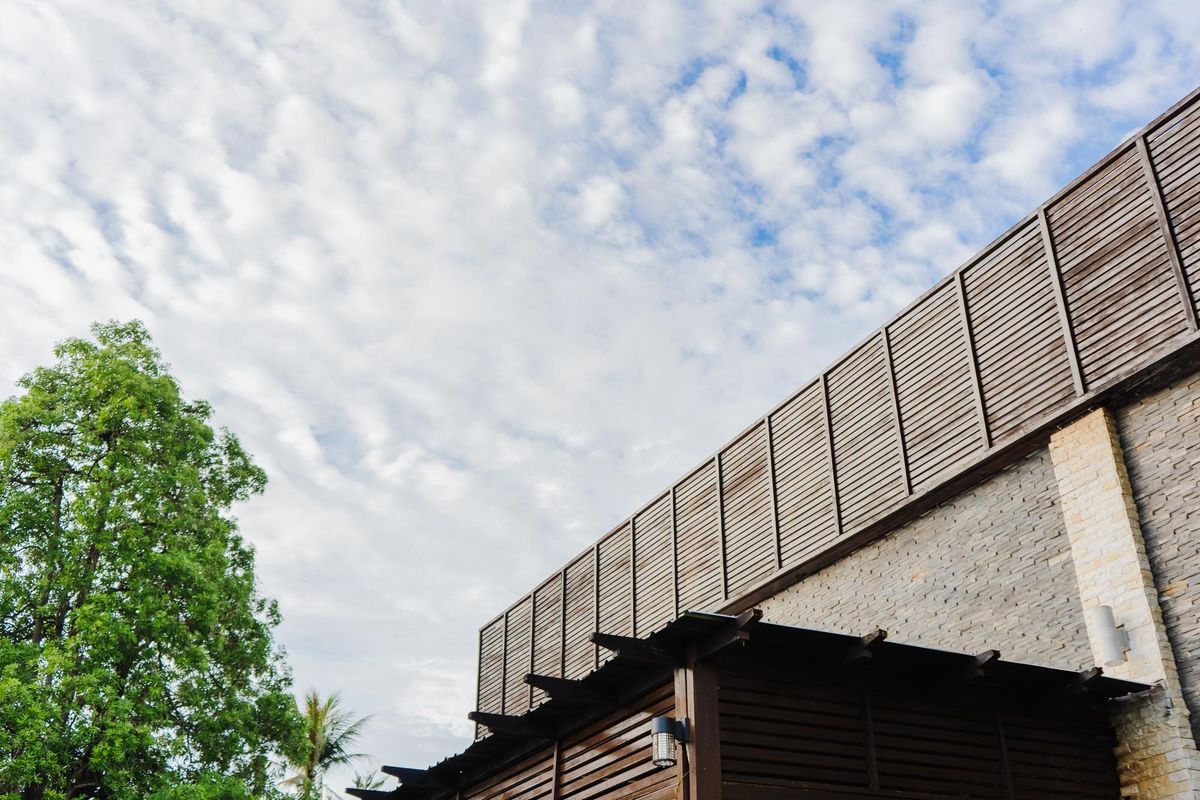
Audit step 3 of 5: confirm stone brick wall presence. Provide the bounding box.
[1119,370,1200,744]
[758,448,1092,670]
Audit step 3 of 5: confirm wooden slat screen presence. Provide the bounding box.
[1001,706,1120,799]
[720,673,870,790]
[888,282,986,492]
[962,219,1076,442]
[827,335,908,532]
[478,88,1200,725]
[870,694,1004,797]
[531,575,563,707]
[597,524,633,665]
[1047,146,1191,387]
[563,552,596,680]
[674,461,724,614]
[633,493,674,637]
[463,747,556,800]
[771,382,838,567]
[476,616,505,737]
[720,671,1119,800]
[558,683,678,800]
[720,422,777,599]
[504,595,534,715]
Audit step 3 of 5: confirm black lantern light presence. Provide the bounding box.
[650,716,688,768]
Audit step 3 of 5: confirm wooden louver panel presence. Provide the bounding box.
[476,617,505,738]
[503,595,533,715]
[674,461,724,613]
[721,422,776,598]
[719,672,870,790]
[1002,707,1120,799]
[827,335,907,532]
[531,576,563,706]
[871,694,1004,797]
[558,683,677,800]
[771,382,838,567]
[964,220,1076,441]
[563,553,596,680]
[634,494,674,637]
[1048,146,1191,387]
[597,524,633,664]
[889,282,985,491]
[1148,100,1200,311]
[463,746,555,800]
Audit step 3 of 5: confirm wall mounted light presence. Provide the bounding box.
[650,716,689,768]
[1085,605,1130,667]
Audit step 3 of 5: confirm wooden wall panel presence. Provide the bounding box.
[563,553,596,680]
[1048,146,1191,387]
[827,336,907,533]
[675,461,724,613]
[1148,100,1200,311]
[463,746,556,800]
[597,524,633,664]
[531,575,563,706]
[634,494,674,637]
[889,283,985,491]
[963,220,1076,441]
[871,694,1004,797]
[558,683,677,800]
[1001,707,1119,800]
[504,595,533,715]
[476,616,505,737]
[720,672,869,790]
[771,382,838,567]
[721,423,778,598]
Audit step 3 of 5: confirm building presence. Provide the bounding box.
[351,86,1200,799]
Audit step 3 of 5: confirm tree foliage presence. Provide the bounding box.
[285,692,371,800]
[0,321,300,799]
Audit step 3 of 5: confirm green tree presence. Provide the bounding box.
[0,321,301,799]
[285,692,371,800]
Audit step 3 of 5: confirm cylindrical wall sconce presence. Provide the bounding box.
[1085,604,1130,667]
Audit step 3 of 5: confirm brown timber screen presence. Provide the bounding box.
[476,88,1200,729]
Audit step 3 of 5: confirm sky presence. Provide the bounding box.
[2,0,1199,787]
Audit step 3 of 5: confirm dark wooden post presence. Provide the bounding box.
[675,661,720,800]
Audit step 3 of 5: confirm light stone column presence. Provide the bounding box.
[1050,408,1200,799]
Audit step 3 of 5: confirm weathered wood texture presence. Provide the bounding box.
[558,684,678,800]
[477,88,1200,724]
[719,672,1119,799]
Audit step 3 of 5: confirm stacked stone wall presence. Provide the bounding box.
[758,448,1092,670]
[1119,370,1200,745]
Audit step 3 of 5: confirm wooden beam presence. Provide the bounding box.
[346,790,396,800]
[523,673,612,705]
[765,415,783,571]
[837,628,888,666]
[716,454,729,601]
[677,662,721,800]
[691,608,762,663]
[950,649,1000,684]
[1038,206,1086,395]
[1137,133,1198,330]
[954,271,991,450]
[821,373,843,535]
[466,711,554,739]
[380,766,454,788]
[590,632,680,665]
[881,328,912,495]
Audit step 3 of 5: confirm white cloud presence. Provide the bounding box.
[1,0,1198,785]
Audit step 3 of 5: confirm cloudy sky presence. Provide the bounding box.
[3,0,1199,785]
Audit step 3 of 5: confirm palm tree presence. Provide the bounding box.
[285,691,373,800]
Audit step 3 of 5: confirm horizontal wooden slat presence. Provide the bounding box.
[721,422,777,598]
[634,494,674,637]
[563,552,596,680]
[675,461,724,613]
[531,575,564,706]
[597,525,633,664]
[504,595,534,715]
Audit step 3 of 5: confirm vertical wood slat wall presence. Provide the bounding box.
[476,90,1200,728]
